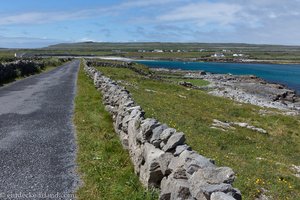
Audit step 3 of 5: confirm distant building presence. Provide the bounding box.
[138,50,146,53]
[14,52,26,58]
[177,50,181,52]
[222,49,231,52]
[233,53,244,57]
[112,50,121,53]
[211,53,225,58]
[152,49,164,53]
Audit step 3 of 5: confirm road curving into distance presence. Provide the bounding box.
[0,60,80,199]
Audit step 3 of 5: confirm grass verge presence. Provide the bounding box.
[96,65,300,200]
[74,61,158,200]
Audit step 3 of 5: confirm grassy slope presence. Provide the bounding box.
[96,66,300,200]
[74,62,158,200]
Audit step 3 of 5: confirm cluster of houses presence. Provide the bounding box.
[211,52,245,58]
[138,49,190,53]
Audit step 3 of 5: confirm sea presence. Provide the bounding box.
[137,60,300,94]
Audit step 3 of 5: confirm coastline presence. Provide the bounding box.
[88,56,300,114]
[129,56,300,65]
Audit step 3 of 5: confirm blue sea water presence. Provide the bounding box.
[137,60,300,94]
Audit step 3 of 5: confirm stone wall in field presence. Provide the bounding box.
[84,63,242,200]
[0,60,45,84]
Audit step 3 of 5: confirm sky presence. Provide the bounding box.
[0,0,300,48]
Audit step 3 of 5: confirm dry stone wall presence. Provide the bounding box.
[0,60,45,84]
[84,63,242,200]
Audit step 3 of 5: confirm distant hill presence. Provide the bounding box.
[45,42,300,52]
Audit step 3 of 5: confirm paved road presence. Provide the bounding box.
[0,60,80,199]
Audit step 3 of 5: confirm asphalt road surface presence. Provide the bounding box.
[0,60,80,199]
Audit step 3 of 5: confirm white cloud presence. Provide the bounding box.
[76,37,102,42]
[1,0,300,45]
[0,35,63,48]
[0,0,182,25]
[158,2,242,26]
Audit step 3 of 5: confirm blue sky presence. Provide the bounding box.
[0,0,300,48]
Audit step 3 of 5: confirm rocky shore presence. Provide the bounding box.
[152,68,300,115]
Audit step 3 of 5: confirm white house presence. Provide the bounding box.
[233,54,244,57]
[222,49,231,53]
[153,49,164,53]
[211,53,225,58]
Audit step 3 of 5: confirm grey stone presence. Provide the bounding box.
[171,180,192,200]
[168,156,186,173]
[189,183,234,200]
[160,141,166,149]
[160,128,176,142]
[127,116,143,173]
[150,124,168,147]
[191,167,235,185]
[120,131,129,149]
[211,192,236,200]
[158,152,174,175]
[139,143,164,188]
[174,144,192,156]
[210,192,236,200]
[120,100,135,108]
[180,150,215,175]
[137,118,160,143]
[173,167,188,180]
[104,105,114,113]
[160,171,192,200]
[189,167,237,198]
[121,107,144,132]
[163,132,186,152]
[203,184,234,196]
[159,177,171,200]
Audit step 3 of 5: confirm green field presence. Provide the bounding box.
[91,61,300,200]
[2,42,300,63]
[44,42,300,63]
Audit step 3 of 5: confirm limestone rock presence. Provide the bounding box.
[137,118,160,143]
[160,128,176,142]
[139,143,164,188]
[174,144,192,156]
[190,167,235,185]
[211,192,236,200]
[160,171,192,200]
[163,132,186,152]
[120,131,129,149]
[150,124,168,147]
[158,152,174,176]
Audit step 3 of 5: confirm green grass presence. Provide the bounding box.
[96,65,300,200]
[74,61,158,200]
